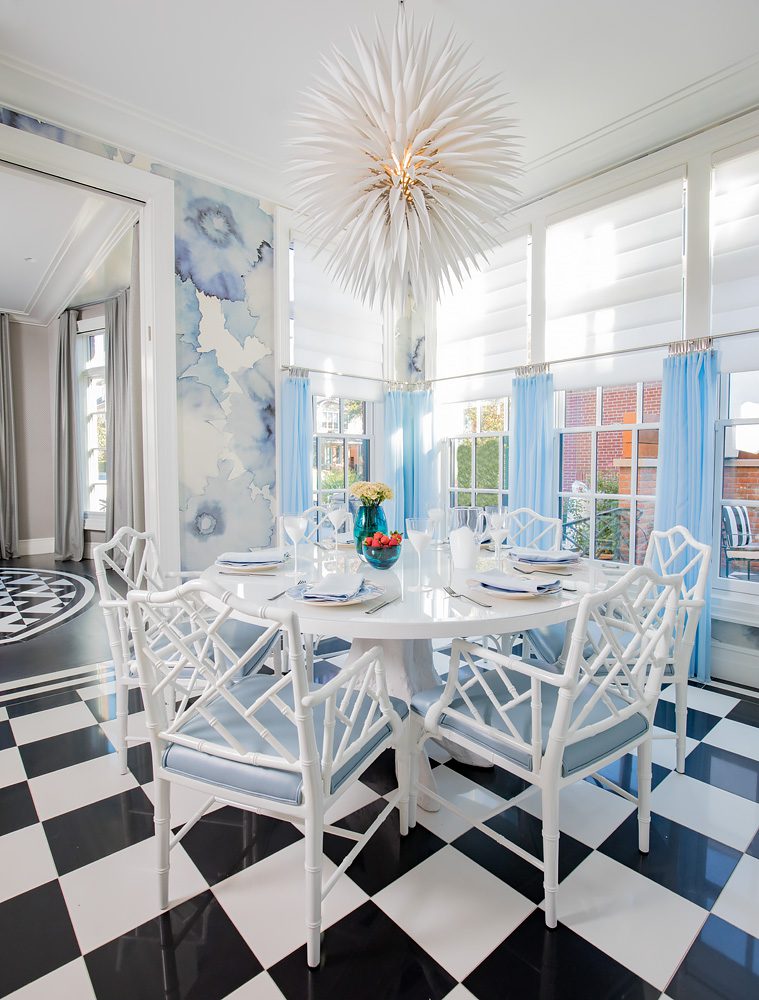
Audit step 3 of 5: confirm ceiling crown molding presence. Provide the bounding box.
[0,52,288,205]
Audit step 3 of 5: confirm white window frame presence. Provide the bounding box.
[77,319,108,530]
[312,396,374,508]
[556,382,660,565]
[713,373,759,596]
[446,398,510,511]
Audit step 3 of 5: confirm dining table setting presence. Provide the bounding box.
[203,525,610,806]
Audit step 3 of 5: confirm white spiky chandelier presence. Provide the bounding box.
[290,1,521,309]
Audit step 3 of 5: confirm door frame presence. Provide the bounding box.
[0,123,180,569]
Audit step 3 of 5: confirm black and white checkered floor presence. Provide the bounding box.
[1,641,758,999]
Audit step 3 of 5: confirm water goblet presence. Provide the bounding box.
[327,500,348,552]
[406,517,434,592]
[485,505,509,570]
[282,514,308,577]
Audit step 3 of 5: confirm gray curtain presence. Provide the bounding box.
[0,314,19,559]
[106,224,144,538]
[54,309,84,561]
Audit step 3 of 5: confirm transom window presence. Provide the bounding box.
[717,370,759,588]
[447,398,509,510]
[557,382,661,563]
[312,396,371,507]
[78,328,108,519]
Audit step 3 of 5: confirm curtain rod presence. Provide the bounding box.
[281,326,754,387]
[63,288,129,315]
[430,327,755,384]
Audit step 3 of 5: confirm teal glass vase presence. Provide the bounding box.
[354,504,388,558]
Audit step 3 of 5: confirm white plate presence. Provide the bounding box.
[215,561,285,574]
[289,586,384,608]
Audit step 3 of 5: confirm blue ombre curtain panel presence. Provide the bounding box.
[384,387,434,530]
[404,388,434,523]
[384,389,406,530]
[655,349,719,680]
[281,373,313,515]
[509,372,555,544]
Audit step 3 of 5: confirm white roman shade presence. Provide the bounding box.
[545,174,685,362]
[292,237,384,381]
[711,146,759,338]
[435,232,530,380]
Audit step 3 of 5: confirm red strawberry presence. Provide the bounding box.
[364,537,373,547]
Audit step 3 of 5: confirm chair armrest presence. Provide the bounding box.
[100,598,128,610]
[301,645,383,708]
[453,639,571,688]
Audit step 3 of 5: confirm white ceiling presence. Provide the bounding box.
[1,1,759,205]
[0,164,137,325]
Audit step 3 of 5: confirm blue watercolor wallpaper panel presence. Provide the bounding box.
[1,108,277,568]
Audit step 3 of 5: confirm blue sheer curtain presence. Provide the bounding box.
[384,387,434,531]
[655,349,719,680]
[509,372,555,544]
[280,373,313,515]
[384,389,405,530]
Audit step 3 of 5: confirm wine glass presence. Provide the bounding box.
[485,505,509,570]
[406,517,434,592]
[327,499,348,552]
[282,514,308,577]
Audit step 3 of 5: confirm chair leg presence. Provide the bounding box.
[541,785,560,929]
[396,719,411,837]
[304,811,323,968]
[674,675,688,774]
[115,673,129,775]
[155,776,171,909]
[638,738,652,854]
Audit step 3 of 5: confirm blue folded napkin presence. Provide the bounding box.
[469,569,561,596]
[288,572,382,603]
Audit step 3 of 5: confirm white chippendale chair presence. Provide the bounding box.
[644,526,710,772]
[94,527,279,773]
[127,579,409,968]
[409,565,680,927]
[522,525,710,773]
[505,507,563,550]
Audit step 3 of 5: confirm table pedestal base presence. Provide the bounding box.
[347,637,492,812]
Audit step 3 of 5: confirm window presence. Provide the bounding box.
[313,396,371,508]
[436,232,530,379]
[447,398,509,510]
[711,147,759,336]
[545,175,684,361]
[292,238,384,380]
[79,328,108,519]
[557,382,661,563]
[717,371,759,587]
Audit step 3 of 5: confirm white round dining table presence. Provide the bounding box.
[203,543,610,806]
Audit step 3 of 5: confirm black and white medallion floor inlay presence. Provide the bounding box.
[0,570,95,644]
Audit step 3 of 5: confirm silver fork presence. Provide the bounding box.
[267,578,305,601]
[443,585,492,609]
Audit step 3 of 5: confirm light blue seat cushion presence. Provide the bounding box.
[411,669,647,777]
[162,675,408,805]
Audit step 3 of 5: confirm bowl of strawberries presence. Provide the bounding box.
[362,530,403,569]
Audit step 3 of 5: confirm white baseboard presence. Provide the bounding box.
[17,537,54,556]
[711,637,759,688]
